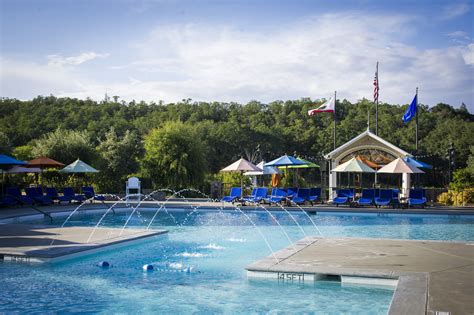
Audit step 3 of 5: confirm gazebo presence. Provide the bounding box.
[324,128,412,199]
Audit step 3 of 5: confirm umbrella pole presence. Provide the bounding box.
[240,170,243,199]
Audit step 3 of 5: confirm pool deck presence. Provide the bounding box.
[246,237,474,315]
[0,224,167,263]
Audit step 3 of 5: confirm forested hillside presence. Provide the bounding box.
[0,96,472,192]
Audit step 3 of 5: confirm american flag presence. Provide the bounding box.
[373,63,379,103]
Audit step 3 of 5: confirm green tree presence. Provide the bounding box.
[12,145,34,161]
[0,131,11,154]
[96,128,143,192]
[31,128,96,164]
[141,121,207,188]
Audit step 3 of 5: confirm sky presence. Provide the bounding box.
[1,0,473,110]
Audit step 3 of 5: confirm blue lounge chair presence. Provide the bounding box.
[82,186,105,202]
[221,187,242,203]
[25,187,53,205]
[63,187,86,203]
[292,188,310,205]
[1,195,18,207]
[408,189,426,207]
[242,188,258,203]
[265,188,287,204]
[46,187,73,203]
[356,189,375,206]
[243,187,268,203]
[374,189,393,207]
[333,189,354,206]
[286,187,298,199]
[6,187,34,205]
[308,188,321,205]
[392,189,400,207]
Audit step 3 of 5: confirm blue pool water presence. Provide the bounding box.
[1,209,473,314]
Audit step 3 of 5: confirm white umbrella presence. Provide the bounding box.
[332,157,375,188]
[332,157,376,173]
[377,158,424,174]
[244,161,279,176]
[220,158,261,198]
[60,159,99,173]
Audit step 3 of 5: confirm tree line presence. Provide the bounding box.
[0,95,472,193]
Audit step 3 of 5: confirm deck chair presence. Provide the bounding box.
[333,189,353,206]
[356,189,375,206]
[308,188,321,205]
[46,187,73,203]
[221,187,242,203]
[82,186,105,202]
[292,188,310,205]
[265,188,287,204]
[241,187,259,203]
[244,187,268,203]
[408,189,426,207]
[6,187,34,205]
[286,187,298,199]
[1,195,18,207]
[25,187,53,205]
[63,187,86,203]
[374,189,392,207]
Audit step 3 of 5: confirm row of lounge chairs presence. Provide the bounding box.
[222,187,322,205]
[333,188,427,208]
[222,187,427,208]
[0,186,104,207]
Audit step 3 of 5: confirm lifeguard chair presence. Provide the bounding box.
[126,177,141,206]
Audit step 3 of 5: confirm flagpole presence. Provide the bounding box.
[415,87,419,155]
[333,90,337,150]
[375,61,379,135]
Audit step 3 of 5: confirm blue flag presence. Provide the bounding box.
[403,94,417,123]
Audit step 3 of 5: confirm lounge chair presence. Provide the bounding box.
[243,187,268,203]
[221,187,242,203]
[392,189,400,208]
[308,188,321,205]
[356,189,375,207]
[408,189,426,208]
[241,188,258,204]
[6,187,34,205]
[46,187,74,203]
[286,187,298,199]
[82,186,105,202]
[292,188,310,205]
[63,187,86,203]
[374,189,392,207]
[265,188,287,204]
[1,195,18,207]
[25,187,53,205]
[333,189,354,206]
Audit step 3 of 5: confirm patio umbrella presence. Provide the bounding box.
[244,161,280,187]
[332,157,375,187]
[60,159,99,173]
[377,158,424,174]
[220,158,261,198]
[6,166,42,174]
[403,157,432,169]
[0,154,27,194]
[27,157,65,169]
[355,155,381,169]
[265,155,308,191]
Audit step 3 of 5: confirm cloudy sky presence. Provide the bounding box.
[1,0,473,109]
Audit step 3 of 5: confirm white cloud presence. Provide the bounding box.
[1,12,473,111]
[462,43,474,65]
[47,52,110,67]
[440,2,471,20]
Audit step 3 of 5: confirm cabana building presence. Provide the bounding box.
[324,129,412,198]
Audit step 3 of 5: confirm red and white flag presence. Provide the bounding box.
[307,97,335,116]
[373,64,379,103]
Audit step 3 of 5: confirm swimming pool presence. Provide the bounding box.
[1,209,472,313]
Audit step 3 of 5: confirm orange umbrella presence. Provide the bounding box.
[27,157,65,169]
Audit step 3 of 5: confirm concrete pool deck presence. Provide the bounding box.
[0,224,167,263]
[246,237,474,315]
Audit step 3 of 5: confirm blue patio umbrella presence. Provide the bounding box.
[403,157,432,169]
[265,155,308,190]
[0,154,27,194]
